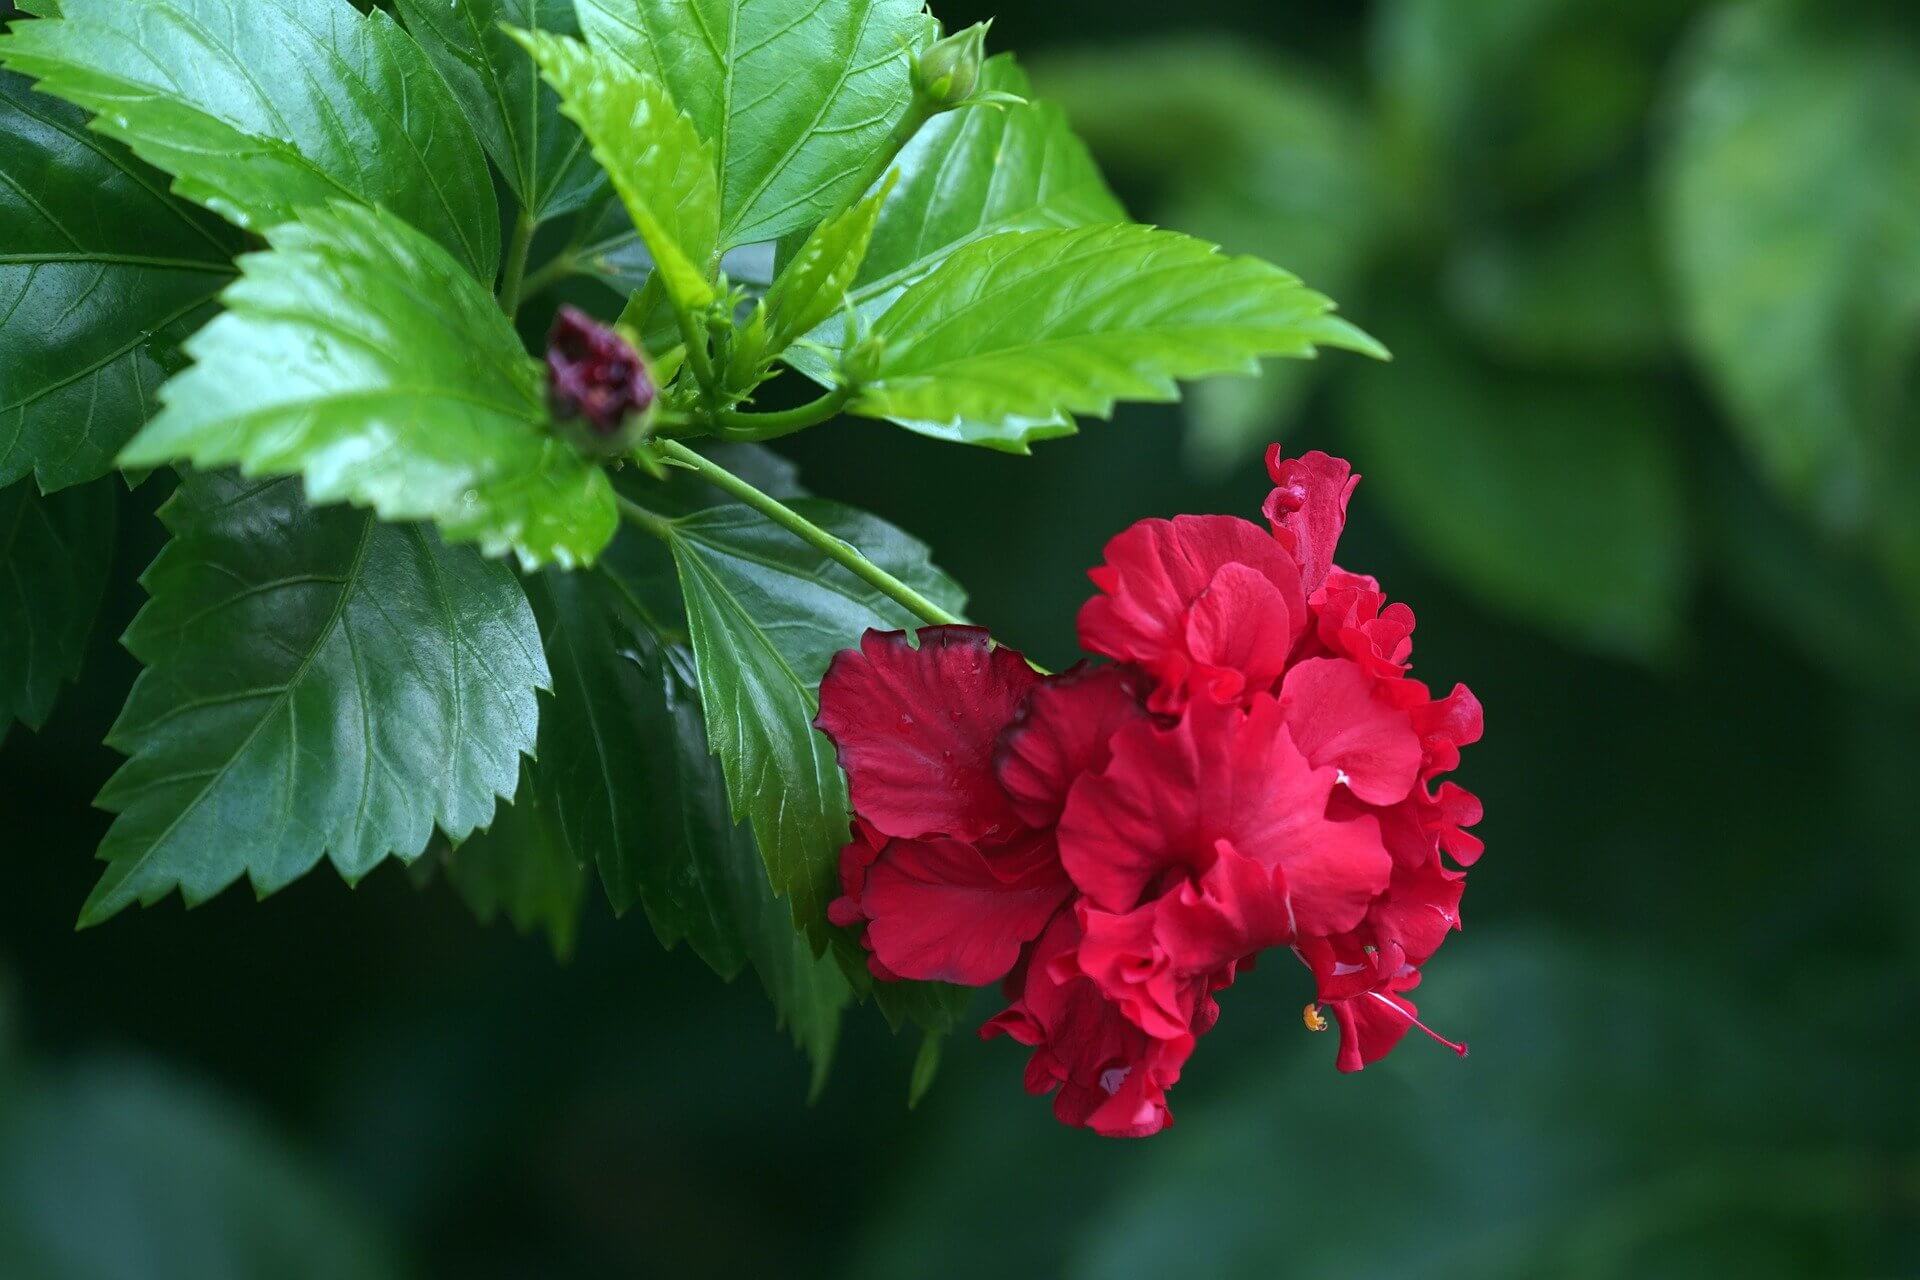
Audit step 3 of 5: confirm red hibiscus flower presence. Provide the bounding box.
[813,448,1483,1137]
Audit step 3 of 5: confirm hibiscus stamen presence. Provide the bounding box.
[1367,991,1468,1058]
[1302,1002,1329,1033]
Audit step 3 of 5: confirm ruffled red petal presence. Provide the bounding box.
[996,663,1152,829]
[1264,448,1358,596]
[815,626,1039,843]
[856,834,1071,985]
[1278,657,1423,805]
[1077,515,1305,713]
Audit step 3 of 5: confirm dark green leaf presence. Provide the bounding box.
[523,546,847,1081]
[83,470,546,925]
[0,71,236,492]
[393,0,604,222]
[122,201,617,569]
[0,1059,404,1280]
[1445,184,1668,368]
[445,760,587,958]
[665,500,965,946]
[0,0,500,281]
[0,477,114,736]
[852,224,1381,443]
[515,27,720,311]
[1340,317,1689,661]
[575,0,934,248]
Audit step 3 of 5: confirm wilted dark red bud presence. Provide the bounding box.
[546,305,655,451]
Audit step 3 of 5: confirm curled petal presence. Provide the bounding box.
[1264,448,1358,595]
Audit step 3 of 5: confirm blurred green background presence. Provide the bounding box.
[4,0,1919,1275]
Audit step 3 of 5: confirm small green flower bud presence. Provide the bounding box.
[912,21,989,112]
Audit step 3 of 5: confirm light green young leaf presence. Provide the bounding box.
[513,26,720,311]
[575,0,934,248]
[763,173,896,358]
[665,500,966,947]
[1340,315,1689,662]
[0,0,499,282]
[783,55,1125,451]
[0,478,114,738]
[852,224,1381,438]
[84,471,547,925]
[0,72,237,493]
[393,0,604,222]
[1035,40,1382,470]
[122,201,616,569]
[445,761,587,958]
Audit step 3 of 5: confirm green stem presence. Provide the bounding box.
[614,493,673,539]
[651,440,965,628]
[518,250,576,302]
[712,386,853,441]
[497,209,537,318]
[674,306,721,412]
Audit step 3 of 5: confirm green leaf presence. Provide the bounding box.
[783,55,1125,451]
[521,538,847,1082]
[0,0,500,282]
[513,27,720,313]
[1662,4,1920,539]
[575,0,934,249]
[852,224,1381,440]
[762,172,894,358]
[0,478,115,737]
[1446,184,1668,369]
[122,201,617,569]
[444,760,587,958]
[0,72,238,493]
[0,1059,404,1280]
[393,0,604,222]
[906,1029,943,1109]
[1339,315,1689,661]
[664,500,966,947]
[83,470,547,925]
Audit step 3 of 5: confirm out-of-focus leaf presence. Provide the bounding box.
[1374,0,1676,208]
[516,28,720,312]
[574,0,932,250]
[1445,184,1669,367]
[1662,2,1920,610]
[0,478,114,738]
[1340,317,1689,661]
[84,471,545,925]
[1037,40,1383,469]
[665,501,965,946]
[0,71,236,492]
[122,202,616,569]
[1063,934,1877,1280]
[0,1058,404,1280]
[445,761,587,958]
[394,0,604,222]
[854,225,1380,447]
[0,0,499,281]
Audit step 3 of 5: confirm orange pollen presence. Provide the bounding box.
[1302,1002,1329,1033]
